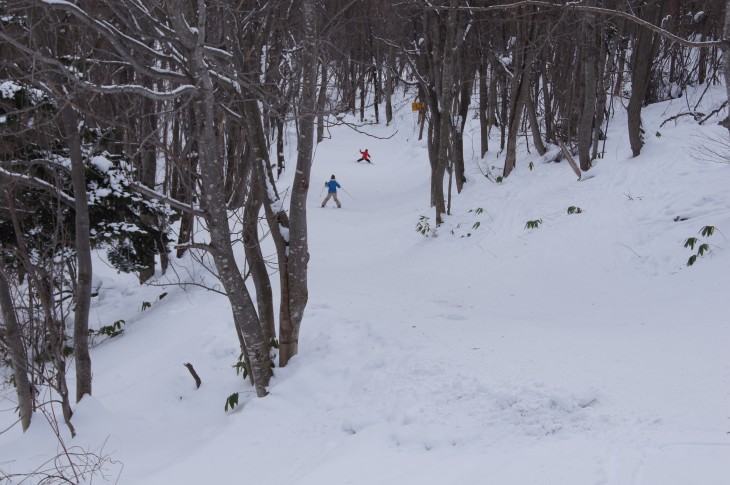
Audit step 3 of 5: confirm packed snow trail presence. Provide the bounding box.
[1,89,729,484]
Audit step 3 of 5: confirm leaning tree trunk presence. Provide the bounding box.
[61,104,92,403]
[0,267,33,431]
[525,94,547,156]
[242,167,276,346]
[504,29,536,177]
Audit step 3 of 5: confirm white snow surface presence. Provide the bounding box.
[1,86,730,484]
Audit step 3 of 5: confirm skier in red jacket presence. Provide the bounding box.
[356,149,372,164]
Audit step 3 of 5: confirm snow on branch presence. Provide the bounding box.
[0,167,76,206]
[128,182,206,217]
[90,83,196,100]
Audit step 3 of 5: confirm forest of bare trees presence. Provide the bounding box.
[1,0,728,435]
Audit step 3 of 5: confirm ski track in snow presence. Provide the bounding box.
[1,88,729,484]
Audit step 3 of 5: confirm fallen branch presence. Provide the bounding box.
[183,363,202,389]
[699,101,728,125]
[558,142,582,181]
[660,111,704,127]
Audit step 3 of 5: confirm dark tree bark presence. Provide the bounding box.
[279,0,319,366]
[61,104,93,403]
[167,5,272,396]
[578,0,598,171]
[722,0,730,132]
[479,59,490,157]
[0,267,33,431]
[525,94,547,156]
[627,5,661,157]
[242,168,276,345]
[317,61,327,143]
[504,19,537,177]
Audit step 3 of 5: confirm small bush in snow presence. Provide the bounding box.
[224,392,239,412]
[233,352,248,380]
[567,206,583,214]
[416,216,431,236]
[525,219,543,229]
[684,225,722,266]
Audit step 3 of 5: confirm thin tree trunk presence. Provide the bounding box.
[138,98,158,283]
[242,169,276,345]
[359,68,365,122]
[0,267,33,431]
[542,63,554,143]
[479,59,489,156]
[316,61,327,143]
[61,104,92,403]
[276,118,285,177]
[627,6,660,157]
[432,2,460,223]
[168,6,271,396]
[454,73,473,192]
[721,0,730,132]
[279,0,319,366]
[578,1,597,171]
[592,29,612,161]
[504,28,536,177]
[499,74,508,151]
[385,51,393,125]
[525,94,547,155]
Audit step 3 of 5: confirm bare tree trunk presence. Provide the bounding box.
[359,68,366,122]
[432,2,460,223]
[592,29,612,161]
[722,0,730,132]
[504,25,536,177]
[243,98,291,369]
[453,72,473,192]
[627,5,660,157]
[168,6,271,396]
[499,75,508,151]
[525,94,547,155]
[61,104,92,403]
[542,63,554,143]
[274,118,284,177]
[316,61,327,143]
[479,60,489,157]
[578,1,597,171]
[385,49,394,125]
[136,95,159,282]
[242,169,276,345]
[0,267,33,431]
[279,0,319,366]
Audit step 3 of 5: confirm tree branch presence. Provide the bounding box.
[128,182,207,217]
[432,1,723,48]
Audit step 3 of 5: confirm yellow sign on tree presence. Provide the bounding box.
[411,102,425,111]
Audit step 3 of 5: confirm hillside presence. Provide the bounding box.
[1,85,729,484]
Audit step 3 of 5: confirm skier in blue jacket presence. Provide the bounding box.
[321,174,342,208]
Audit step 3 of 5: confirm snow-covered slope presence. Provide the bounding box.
[2,86,729,484]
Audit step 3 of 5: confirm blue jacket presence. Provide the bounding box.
[326,180,341,193]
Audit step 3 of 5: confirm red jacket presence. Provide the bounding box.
[360,149,370,160]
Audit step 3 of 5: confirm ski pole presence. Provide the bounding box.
[341,188,355,200]
[319,185,326,196]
